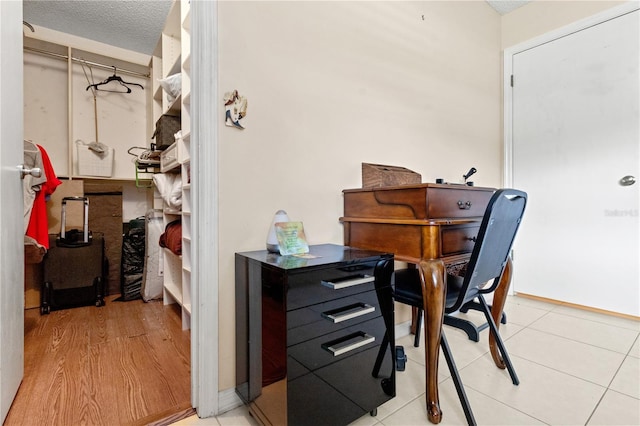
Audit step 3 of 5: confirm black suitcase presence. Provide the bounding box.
[40,197,106,315]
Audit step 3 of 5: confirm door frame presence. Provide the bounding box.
[503,1,640,188]
[191,1,220,417]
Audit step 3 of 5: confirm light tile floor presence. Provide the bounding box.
[174,295,639,425]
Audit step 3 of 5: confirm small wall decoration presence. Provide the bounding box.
[223,89,247,129]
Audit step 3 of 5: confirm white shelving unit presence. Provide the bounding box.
[154,0,192,330]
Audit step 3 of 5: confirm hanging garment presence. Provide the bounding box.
[23,140,47,232]
[26,145,61,249]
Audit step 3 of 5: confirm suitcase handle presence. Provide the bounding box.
[61,197,89,244]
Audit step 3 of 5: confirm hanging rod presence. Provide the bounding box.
[24,45,150,79]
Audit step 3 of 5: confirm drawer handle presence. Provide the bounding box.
[321,332,375,357]
[321,274,374,290]
[321,303,375,323]
[457,200,472,210]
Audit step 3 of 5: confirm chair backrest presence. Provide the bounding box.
[447,188,527,312]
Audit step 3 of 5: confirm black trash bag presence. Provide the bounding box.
[118,225,145,301]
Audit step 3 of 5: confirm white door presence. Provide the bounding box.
[507,7,639,316]
[0,0,26,421]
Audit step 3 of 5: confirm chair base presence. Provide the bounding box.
[444,300,507,342]
[411,300,507,346]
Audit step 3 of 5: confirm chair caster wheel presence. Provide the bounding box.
[370,408,377,417]
[396,345,407,371]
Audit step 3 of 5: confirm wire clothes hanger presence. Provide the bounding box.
[86,66,144,93]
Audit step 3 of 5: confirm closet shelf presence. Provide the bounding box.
[156,0,191,331]
[163,247,182,259]
[182,9,191,31]
[182,52,191,71]
[167,94,182,114]
[167,56,181,77]
[164,279,182,303]
[154,84,163,101]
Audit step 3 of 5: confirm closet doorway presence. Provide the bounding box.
[15,46,191,426]
[10,2,218,417]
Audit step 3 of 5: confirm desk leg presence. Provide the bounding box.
[419,259,446,424]
[488,257,512,369]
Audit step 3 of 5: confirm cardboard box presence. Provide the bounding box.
[362,163,421,188]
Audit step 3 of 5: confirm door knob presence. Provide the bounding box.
[18,164,42,179]
[619,175,636,186]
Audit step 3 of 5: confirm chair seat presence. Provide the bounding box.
[394,266,481,311]
[394,267,497,343]
[392,268,422,307]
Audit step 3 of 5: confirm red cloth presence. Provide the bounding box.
[159,220,182,256]
[25,145,61,249]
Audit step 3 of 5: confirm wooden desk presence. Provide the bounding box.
[341,183,511,424]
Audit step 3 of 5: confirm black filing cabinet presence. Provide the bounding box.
[235,244,395,426]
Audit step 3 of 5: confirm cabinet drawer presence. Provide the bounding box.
[160,142,179,172]
[287,316,385,372]
[287,290,381,347]
[287,371,367,426]
[288,345,394,425]
[427,187,492,218]
[441,224,479,256]
[314,345,394,412]
[287,262,382,311]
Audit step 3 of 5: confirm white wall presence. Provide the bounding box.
[217,0,503,390]
[24,26,149,180]
[24,27,154,221]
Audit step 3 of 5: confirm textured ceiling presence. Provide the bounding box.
[23,0,530,56]
[23,0,172,55]
[485,0,531,15]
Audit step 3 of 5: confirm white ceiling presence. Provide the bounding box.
[23,0,531,56]
[486,0,531,15]
[23,0,172,55]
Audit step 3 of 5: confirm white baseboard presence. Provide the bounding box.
[218,387,245,415]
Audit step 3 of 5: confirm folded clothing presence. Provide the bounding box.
[152,173,182,211]
[159,220,181,256]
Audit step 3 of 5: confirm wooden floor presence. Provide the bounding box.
[5,295,192,426]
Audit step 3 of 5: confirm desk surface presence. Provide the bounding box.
[236,243,393,270]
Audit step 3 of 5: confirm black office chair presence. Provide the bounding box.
[392,188,527,425]
[397,271,508,347]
